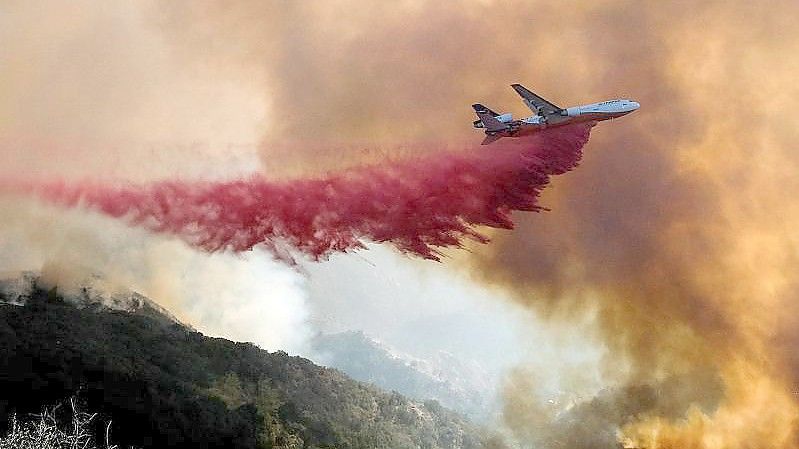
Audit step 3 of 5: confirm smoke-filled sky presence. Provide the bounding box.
[3,1,799,448]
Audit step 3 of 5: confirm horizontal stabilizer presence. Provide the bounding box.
[472,104,507,132]
[481,134,502,145]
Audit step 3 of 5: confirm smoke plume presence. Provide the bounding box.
[461,2,799,448]
[0,198,310,353]
[4,1,799,448]
[160,0,799,446]
[0,0,305,353]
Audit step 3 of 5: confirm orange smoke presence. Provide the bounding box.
[3,1,799,447]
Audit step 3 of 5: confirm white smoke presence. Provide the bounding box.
[0,0,313,353]
[0,197,310,354]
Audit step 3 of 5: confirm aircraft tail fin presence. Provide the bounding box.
[478,104,500,117]
[472,104,507,132]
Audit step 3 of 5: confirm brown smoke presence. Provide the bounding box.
[463,2,799,447]
[4,0,799,446]
[159,0,799,446]
[156,1,601,176]
[0,1,309,353]
[0,0,266,182]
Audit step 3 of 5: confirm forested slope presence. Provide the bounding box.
[0,286,493,448]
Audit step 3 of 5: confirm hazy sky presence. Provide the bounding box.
[2,1,799,447]
[0,0,584,426]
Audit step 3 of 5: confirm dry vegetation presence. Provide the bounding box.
[0,398,128,449]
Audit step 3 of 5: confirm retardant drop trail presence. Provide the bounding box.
[22,124,592,261]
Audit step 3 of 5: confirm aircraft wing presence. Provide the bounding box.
[511,84,561,115]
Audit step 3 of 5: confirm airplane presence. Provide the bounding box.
[472,84,640,145]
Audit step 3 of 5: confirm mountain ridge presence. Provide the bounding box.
[0,274,500,448]
[312,330,496,423]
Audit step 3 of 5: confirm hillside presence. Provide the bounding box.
[0,281,496,449]
[312,331,495,422]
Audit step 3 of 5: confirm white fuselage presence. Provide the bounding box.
[558,99,641,122]
[480,99,640,138]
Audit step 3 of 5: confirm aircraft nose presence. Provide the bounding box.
[630,101,640,110]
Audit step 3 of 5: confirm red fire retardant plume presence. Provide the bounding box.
[28,124,592,261]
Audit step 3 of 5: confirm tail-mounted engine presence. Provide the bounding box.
[495,113,513,123]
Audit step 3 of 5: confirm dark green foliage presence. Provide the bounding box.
[0,288,487,448]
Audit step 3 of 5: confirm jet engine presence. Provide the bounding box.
[566,107,581,117]
[496,113,513,123]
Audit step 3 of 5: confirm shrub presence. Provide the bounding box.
[0,397,128,449]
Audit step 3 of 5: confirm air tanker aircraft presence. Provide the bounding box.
[473,84,640,145]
